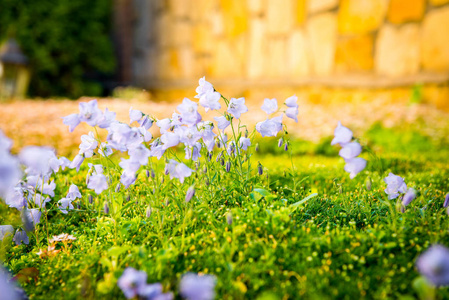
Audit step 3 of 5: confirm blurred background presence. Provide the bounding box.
[0,0,449,155]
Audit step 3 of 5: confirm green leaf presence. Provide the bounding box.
[289,193,318,213]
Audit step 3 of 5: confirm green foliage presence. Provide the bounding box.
[0,0,115,98]
[2,126,449,299]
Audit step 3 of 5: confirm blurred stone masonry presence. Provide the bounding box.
[114,0,449,109]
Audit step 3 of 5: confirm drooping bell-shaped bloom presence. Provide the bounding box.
[261,98,278,115]
[166,160,193,184]
[402,188,417,206]
[344,157,366,179]
[62,113,81,132]
[214,116,230,131]
[256,115,283,137]
[23,208,41,227]
[331,121,353,146]
[227,97,248,119]
[416,245,449,286]
[34,194,51,208]
[5,188,27,211]
[178,126,202,147]
[58,198,74,214]
[79,132,98,158]
[0,266,23,300]
[384,173,407,200]
[239,137,251,151]
[19,146,57,176]
[67,184,82,200]
[339,142,362,160]
[13,229,29,245]
[179,273,216,300]
[118,267,148,299]
[285,106,299,123]
[87,174,108,194]
[129,108,143,124]
[285,95,298,108]
[185,143,202,161]
[195,77,214,99]
[39,180,56,197]
[99,143,113,157]
[199,90,221,112]
[129,144,151,166]
[120,171,137,189]
[178,98,202,127]
[0,153,21,198]
[69,154,85,172]
[161,132,180,150]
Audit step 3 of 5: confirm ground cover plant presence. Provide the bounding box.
[0,78,449,299]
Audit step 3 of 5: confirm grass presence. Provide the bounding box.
[1,122,449,299]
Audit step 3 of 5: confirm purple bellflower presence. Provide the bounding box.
[402,188,417,206]
[227,97,248,119]
[87,174,108,194]
[256,115,283,137]
[166,160,193,184]
[13,229,29,245]
[78,99,103,126]
[416,245,449,286]
[331,121,353,146]
[344,157,366,179]
[384,173,407,200]
[339,142,362,160]
[179,273,216,300]
[261,98,278,115]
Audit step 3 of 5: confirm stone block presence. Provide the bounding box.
[220,0,248,37]
[338,0,388,34]
[168,0,191,19]
[247,0,264,15]
[293,0,307,25]
[430,0,449,6]
[421,6,449,72]
[308,0,338,14]
[335,35,374,73]
[247,18,266,79]
[192,25,214,53]
[387,0,425,24]
[171,20,192,47]
[211,38,245,77]
[266,38,287,78]
[307,13,337,75]
[266,0,293,35]
[287,29,311,76]
[375,24,420,77]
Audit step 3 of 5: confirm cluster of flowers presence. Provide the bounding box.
[118,267,216,300]
[0,77,300,248]
[331,121,367,179]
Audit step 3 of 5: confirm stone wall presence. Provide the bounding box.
[127,0,449,92]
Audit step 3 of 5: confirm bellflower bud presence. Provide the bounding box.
[255,143,260,152]
[220,158,224,166]
[151,169,155,178]
[444,193,449,208]
[258,163,263,175]
[226,212,233,225]
[366,177,372,191]
[146,206,152,218]
[104,202,109,214]
[284,142,288,151]
[146,169,150,178]
[278,137,283,148]
[115,183,121,193]
[185,185,195,203]
[88,195,93,204]
[226,161,231,172]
